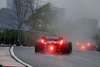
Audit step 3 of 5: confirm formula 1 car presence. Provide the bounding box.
[35,36,72,54]
[76,42,94,51]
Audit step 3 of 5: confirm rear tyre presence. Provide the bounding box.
[68,42,72,54]
[61,43,69,54]
[89,47,94,51]
[87,45,94,51]
[61,42,72,54]
[35,43,40,53]
[35,42,45,53]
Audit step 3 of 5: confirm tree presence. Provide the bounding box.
[7,0,29,40]
[0,32,4,43]
[25,0,41,13]
[25,3,56,31]
[0,29,17,44]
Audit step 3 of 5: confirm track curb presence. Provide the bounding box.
[10,46,33,67]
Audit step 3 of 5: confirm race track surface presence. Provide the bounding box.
[13,47,100,67]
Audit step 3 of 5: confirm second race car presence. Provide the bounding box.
[76,42,94,51]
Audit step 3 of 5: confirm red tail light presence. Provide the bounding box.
[50,46,54,50]
[41,39,45,44]
[87,43,90,46]
[77,42,79,46]
[82,46,85,49]
[60,40,64,45]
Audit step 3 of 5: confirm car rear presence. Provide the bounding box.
[35,37,72,54]
[76,42,94,51]
[43,37,64,53]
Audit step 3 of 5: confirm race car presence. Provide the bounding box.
[35,36,72,54]
[94,40,100,51]
[76,42,94,51]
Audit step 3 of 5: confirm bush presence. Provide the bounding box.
[0,65,4,67]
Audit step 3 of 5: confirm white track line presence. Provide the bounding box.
[10,46,33,67]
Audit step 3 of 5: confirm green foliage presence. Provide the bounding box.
[25,2,56,31]
[0,33,4,43]
[0,29,17,44]
[0,65,4,67]
[0,29,36,45]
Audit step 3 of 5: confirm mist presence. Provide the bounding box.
[42,0,100,48]
[42,0,100,26]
